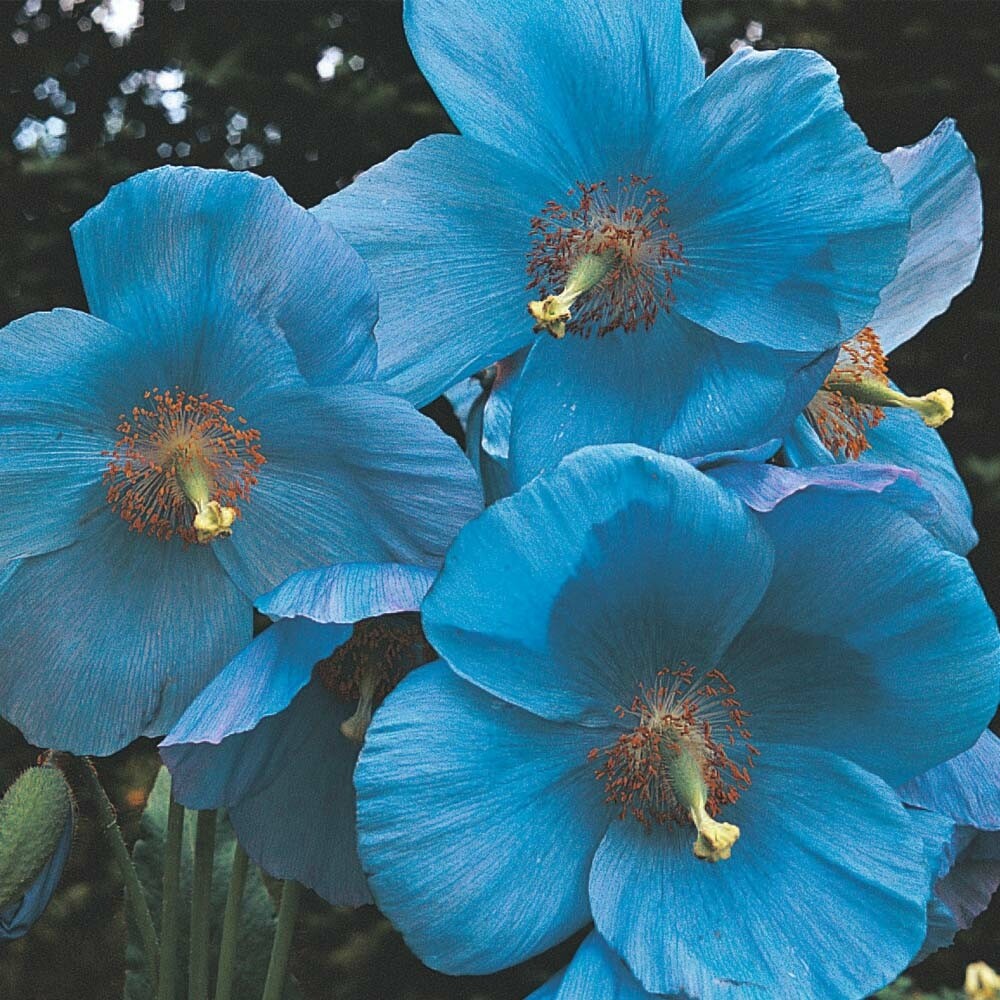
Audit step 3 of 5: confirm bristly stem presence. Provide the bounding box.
[188,809,217,1000]
[213,841,249,1000]
[157,792,185,1000]
[261,880,302,1000]
[81,758,159,983]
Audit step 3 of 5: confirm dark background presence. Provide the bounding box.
[0,1,997,997]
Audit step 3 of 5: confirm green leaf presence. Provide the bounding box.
[125,767,303,1000]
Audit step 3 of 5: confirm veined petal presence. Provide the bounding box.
[872,119,983,353]
[227,681,371,906]
[659,49,908,351]
[509,315,830,488]
[424,446,772,725]
[404,0,703,181]
[72,167,378,387]
[312,135,551,404]
[783,408,977,556]
[722,491,1000,785]
[898,730,1000,830]
[256,563,437,624]
[590,745,944,998]
[549,931,661,1000]
[214,383,481,600]
[0,517,251,755]
[355,661,610,973]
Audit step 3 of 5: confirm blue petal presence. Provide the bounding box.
[659,49,908,351]
[934,828,1000,935]
[872,119,982,353]
[355,661,610,973]
[898,730,1000,829]
[509,316,831,488]
[707,456,934,517]
[424,445,772,725]
[160,618,367,905]
[784,409,977,556]
[550,931,661,1000]
[72,166,378,387]
[214,383,481,600]
[403,0,703,181]
[0,517,251,755]
[161,618,348,769]
[313,136,550,404]
[0,808,74,941]
[256,563,437,624]
[589,744,942,998]
[227,681,370,906]
[721,491,1000,785]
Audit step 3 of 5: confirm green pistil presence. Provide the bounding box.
[528,251,613,338]
[826,378,954,429]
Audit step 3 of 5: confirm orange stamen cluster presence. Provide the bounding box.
[589,664,758,829]
[314,613,431,705]
[103,387,265,543]
[805,327,889,460]
[526,175,686,338]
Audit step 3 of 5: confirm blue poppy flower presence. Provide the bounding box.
[315,0,909,479]
[784,119,982,555]
[0,167,481,756]
[354,445,999,998]
[160,562,438,905]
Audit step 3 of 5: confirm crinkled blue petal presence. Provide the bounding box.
[509,316,830,488]
[707,456,935,519]
[689,439,782,470]
[589,744,943,998]
[898,730,1000,829]
[872,119,982,353]
[73,166,378,387]
[721,491,1000,785]
[934,828,1000,936]
[161,618,367,904]
[784,409,976,555]
[355,661,611,973]
[313,136,550,404]
[214,382,481,600]
[403,0,703,182]
[424,445,772,726]
[659,49,908,351]
[256,563,437,624]
[0,517,251,755]
[0,808,74,940]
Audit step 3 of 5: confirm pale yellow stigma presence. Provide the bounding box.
[177,459,237,542]
[665,734,740,863]
[965,961,1000,1000]
[192,500,236,542]
[528,252,612,338]
[339,669,378,744]
[825,377,954,429]
[690,799,741,863]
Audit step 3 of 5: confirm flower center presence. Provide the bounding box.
[314,613,433,743]
[805,328,954,459]
[526,175,686,339]
[589,664,757,862]
[103,387,265,544]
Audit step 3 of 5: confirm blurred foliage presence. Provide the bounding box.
[0,1,998,997]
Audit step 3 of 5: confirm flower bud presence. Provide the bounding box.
[0,766,73,911]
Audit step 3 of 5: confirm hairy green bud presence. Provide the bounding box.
[0,766,73,910]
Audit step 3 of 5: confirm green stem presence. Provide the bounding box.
[81,759,159,982]
[157,793,185,1000]
[188,809,217,1000]
[261,880,301,1000]
[213,842,249,1000]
